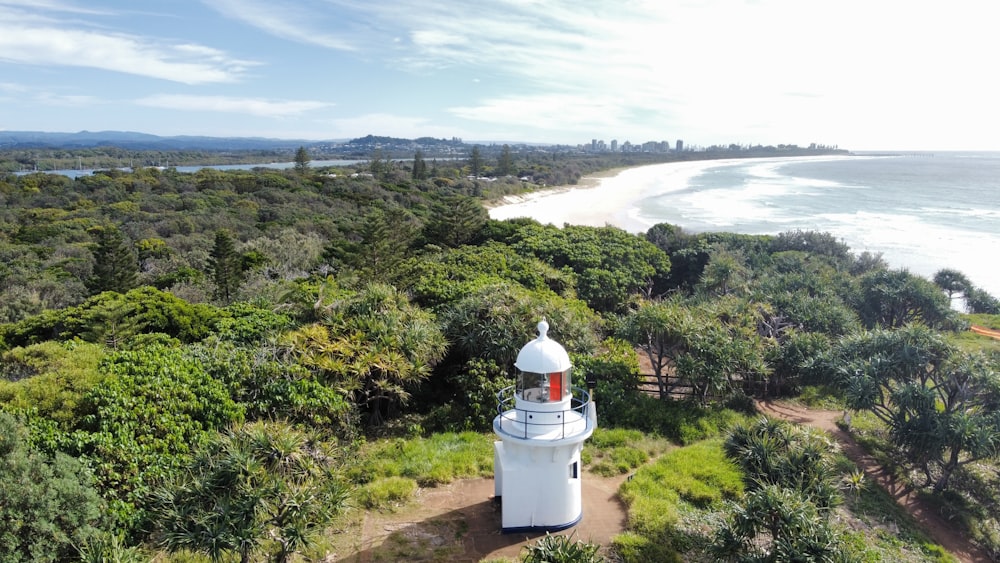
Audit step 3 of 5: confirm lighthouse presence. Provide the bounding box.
[493,319,597,533]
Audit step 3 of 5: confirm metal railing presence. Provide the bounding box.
[494,385,591,440]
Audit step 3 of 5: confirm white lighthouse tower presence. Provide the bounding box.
[493,319,597,533]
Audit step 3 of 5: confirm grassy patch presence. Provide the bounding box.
[794,384,846,410]
[355,476,419,511]
[585,428,668,477]
[346,431,494,486]
[595,381,753,444]
[616,438,743,561]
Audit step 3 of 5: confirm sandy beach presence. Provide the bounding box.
[487,156,851,234]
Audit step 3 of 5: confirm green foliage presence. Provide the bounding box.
[151,421,349,563]
[506,223,670,313]
[1,286,218,348]
[189,342,355,431]
[521,532,605,563]
[87,224,139,295]
[832,326,1000,491]
[0,340,105,428]
[72,344,244,531]
[208,229,242,303]
[596,380,748,444]
[211,302,293,343]
[286,282,447,427]
[714,418,851,562]
[617,440,742,560]
[407,241,575,308]
[423,357,513,432]
[853,268,958,329]
[294,145,310,173]
[711,484,850,563]
[345,432,494,487]
[611,531,682,563]
[572,337,642,389]
[0,412,106,562]
[724,417,841,509]
[437,280,600,372]
[623,439,743,510]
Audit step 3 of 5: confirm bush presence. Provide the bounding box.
[0,413,106,562]
[521,532,605,563]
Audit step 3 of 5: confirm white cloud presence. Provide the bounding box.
[136,95,332,117]
[201,0,358,51]
[0,27,254,84]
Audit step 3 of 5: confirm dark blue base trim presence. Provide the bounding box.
[501,512,582,534]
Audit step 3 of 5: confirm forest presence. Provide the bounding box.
[0,148,998,562]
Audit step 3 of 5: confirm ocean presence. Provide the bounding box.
[633,152,1000,299]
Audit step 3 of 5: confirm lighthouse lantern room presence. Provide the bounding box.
[493,319,597,533]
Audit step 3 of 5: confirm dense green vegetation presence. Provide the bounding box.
[0,149,998,561]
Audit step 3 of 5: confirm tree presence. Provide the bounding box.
[87,224,138,295]
[412,149,428,180]
[285,282,447,426]
[469,145,484,178]
[854,268,956,329]
[422,195,489,248]
[293,146,310,173]
[0,413,106,562]
[933,268,970,301]
[617,298,692,399]
[497,144,515,176]
[832,325,1000,491]
[965,285,1000,314]
[713,418,848,562]
[697,246,749,297]
[152,421,348,563]
[336,206,420,282]
[209,230,242,303]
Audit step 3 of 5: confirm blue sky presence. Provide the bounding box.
[1,0,998,150]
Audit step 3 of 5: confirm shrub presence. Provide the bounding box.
[521,532,605,563]
[0,413,106,562]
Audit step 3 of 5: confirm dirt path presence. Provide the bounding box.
[970,325,1000,340]
[756,399,992,563]
[339,473,629,562]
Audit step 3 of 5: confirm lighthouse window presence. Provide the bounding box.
[570,461,579,479]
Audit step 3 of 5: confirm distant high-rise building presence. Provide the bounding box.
[675,140,684,152]
[591,139,597,151]
[610,139,618,152]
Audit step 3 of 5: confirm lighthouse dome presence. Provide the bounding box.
[515,319,571,374]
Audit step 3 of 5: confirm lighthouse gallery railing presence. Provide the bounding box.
[494,385,591,440]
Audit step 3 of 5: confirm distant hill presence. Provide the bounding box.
[0,130,341,151]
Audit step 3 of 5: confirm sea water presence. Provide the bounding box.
[635,153,1000,299]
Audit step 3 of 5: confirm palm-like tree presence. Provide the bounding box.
[152,421,348,563]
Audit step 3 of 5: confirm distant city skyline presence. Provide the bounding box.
[1,1,998,151]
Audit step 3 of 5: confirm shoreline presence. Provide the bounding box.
[488,155,853,233]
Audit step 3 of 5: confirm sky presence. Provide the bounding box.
[1,0,998,150]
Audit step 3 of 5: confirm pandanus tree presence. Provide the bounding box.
[832,325,1000,491]
[152,421,349,563]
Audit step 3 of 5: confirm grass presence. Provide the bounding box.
[794,384,846,410]
[355,476,419,511]
[614,438,743,560]
[584,428,670,477]
[344,431,494,487]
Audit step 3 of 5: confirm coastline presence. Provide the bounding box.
[488,155,852,233]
